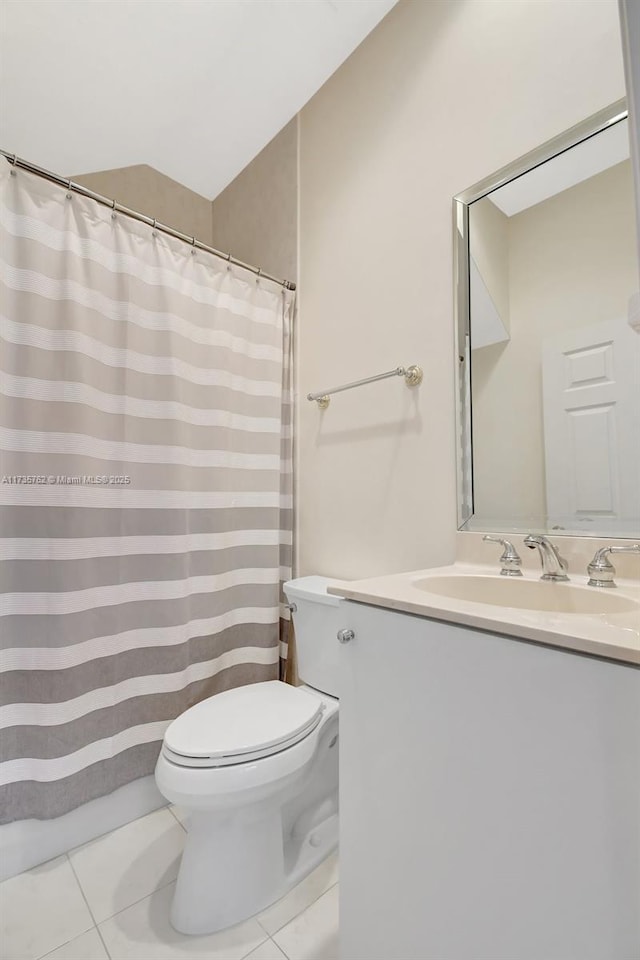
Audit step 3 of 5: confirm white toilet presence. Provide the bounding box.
[155,576,343,935]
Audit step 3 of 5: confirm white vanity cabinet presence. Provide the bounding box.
[338,600,640,960]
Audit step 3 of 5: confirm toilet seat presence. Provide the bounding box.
[163,680,325,769]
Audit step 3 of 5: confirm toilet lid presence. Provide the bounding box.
[164,680,324,763]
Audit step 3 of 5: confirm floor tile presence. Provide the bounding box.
[257,853,339,936]
[38,928,109,960]
[168,805,189,830]
[0,855,94,960]
[69,808,185,923]
[243,940,288,960]
[98,882,268,960]
[272,885,339,960]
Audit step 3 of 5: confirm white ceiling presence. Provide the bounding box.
[0,0,398,199]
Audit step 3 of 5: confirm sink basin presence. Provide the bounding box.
[412,575,639,616]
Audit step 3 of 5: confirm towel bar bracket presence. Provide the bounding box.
[403,365,423,386]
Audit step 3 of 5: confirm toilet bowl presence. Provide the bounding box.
[154,576,343,935]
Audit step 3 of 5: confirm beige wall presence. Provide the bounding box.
[472,160,638,521]
[73,164,213,246]
[211,119,298,284]
[75,119,298,284]
[297,0,625,580]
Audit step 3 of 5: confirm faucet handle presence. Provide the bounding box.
[482,535,523,576]
[587,544,640,588]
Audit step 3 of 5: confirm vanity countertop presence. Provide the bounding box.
[328,563,640,665]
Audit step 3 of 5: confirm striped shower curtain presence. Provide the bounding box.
[0,159,293,823]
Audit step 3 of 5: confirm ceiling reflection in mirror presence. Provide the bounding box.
[454,104,640,538]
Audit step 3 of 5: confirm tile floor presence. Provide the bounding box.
[0,807,339,960]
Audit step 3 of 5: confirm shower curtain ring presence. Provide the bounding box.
[66,178,73,200]
[152,218,157,236]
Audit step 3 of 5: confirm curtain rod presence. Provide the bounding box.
[1,149,296,292]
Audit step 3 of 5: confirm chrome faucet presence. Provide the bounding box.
[482,535,522,576]
[523,535,569,582]
[587,544,640,588]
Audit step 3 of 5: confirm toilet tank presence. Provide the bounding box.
[283,576,344,698]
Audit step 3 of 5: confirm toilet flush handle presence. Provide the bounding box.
[337,628,355,644]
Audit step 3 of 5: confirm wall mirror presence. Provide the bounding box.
[453,100,640,538]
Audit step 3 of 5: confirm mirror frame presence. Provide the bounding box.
[452,98,629,533]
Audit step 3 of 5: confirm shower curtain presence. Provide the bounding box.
[0,159,293,823]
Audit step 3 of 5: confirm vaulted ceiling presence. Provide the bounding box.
[0,0,398,199]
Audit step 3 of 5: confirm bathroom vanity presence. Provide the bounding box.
[331,566,640,960]
[330,96,640,960]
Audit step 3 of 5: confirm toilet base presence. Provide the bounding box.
[171,806,282,935]
[170,807,338,935]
